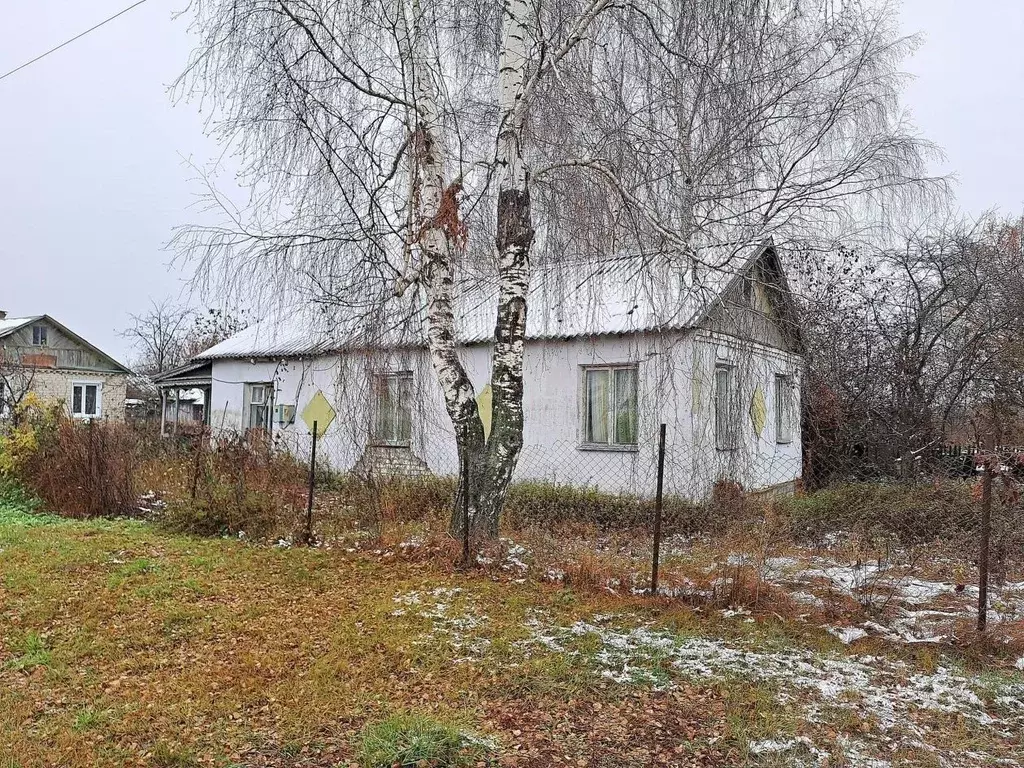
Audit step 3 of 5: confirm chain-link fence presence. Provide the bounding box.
[396,426,1022,640]
[130,416,1024,641]
[521,432,1023,637]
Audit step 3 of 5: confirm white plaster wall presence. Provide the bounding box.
[684,330,803,498]
[207,329,802,498]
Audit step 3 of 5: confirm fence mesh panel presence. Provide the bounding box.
[128,416,1024,641]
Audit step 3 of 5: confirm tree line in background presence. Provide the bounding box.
[797,216,1024,487]
[121,301,249,376]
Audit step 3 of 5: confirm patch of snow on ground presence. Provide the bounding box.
[500,540,531,573]
[391,587,490,661]
[827,626,869,644]
[790,590,825,608]
[762,552,1024,642]
[793,559,887,595]
[518,612,1024,767]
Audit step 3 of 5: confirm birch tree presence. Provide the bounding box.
[175,0,939,536]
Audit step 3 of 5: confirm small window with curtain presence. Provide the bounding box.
[714,364,737,450]
[245,383,273,431]
[71,382,101,419]
[32,325,48,346]
[775,373,794,444]
[582,365,638,447]
[372,372,413,446]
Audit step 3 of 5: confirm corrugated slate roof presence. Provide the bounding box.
[197,242,771,360]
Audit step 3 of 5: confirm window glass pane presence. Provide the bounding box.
[84,385,97,416]
[775,375,792,442]
[373,374,412,444]
[388,377,401,442]
[396,376,412,443]
[387,377,398,441]
[715,367,733,448]
[586,369,610,443]
[372,376,389,441]
[614,367,638,444]
[72,385,82,415]
[251,405,266,429]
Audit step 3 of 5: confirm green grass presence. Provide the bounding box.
[0,492,1017,768]
[6,630,53,671]
[356,712,491,768]
[72,705,110,732]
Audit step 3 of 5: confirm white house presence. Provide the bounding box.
[168,242,803,499]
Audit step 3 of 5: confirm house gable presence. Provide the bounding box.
[0,316,130,373]
[696,246,802,353]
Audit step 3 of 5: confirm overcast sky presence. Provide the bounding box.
[1,0,1022,364]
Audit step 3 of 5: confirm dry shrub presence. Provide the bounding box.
[955,620,1024,664]
[358,474,455,525]
[502,481,714,534]
[778,481,981,546]
[22,417,140,518]
[161,431,307,540]
[711,478,747,519]
[562,550,623,592]
[303,474,455,542]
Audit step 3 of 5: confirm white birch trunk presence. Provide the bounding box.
[479,0,535,534]
[397,0,487,529]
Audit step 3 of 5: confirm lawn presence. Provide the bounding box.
[1,500,1022,768]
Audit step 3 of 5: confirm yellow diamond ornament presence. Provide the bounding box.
[750,386,767,437]
[477,384,493,440]
[301,391,336,436]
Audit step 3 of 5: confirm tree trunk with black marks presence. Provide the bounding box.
[446,0,535,539]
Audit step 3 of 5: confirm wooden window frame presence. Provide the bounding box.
[71,380,103,419]
[244,382,273,432]
[579,363,639,450]
[371,371,414,447]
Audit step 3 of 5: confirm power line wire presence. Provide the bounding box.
[0,0,151,84]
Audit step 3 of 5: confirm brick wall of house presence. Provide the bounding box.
[27,370,129,422]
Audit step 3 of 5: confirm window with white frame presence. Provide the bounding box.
[372,372,413,445]
[775,373,794,444]
[582,365,638,447]
[71,382,102,419]
[714,364,737,450]
[245,383,273,430]
[32,325,48,346]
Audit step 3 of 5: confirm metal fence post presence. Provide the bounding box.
[978,456,993,632]
[650,423,667,596]
[304,420,318,546]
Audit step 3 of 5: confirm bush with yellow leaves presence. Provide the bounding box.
[0,393,61,479]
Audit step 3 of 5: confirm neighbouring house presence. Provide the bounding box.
[125,373,161,422]
[152,361,213,436]
[171,242,803,498]
[0,312,132,421]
